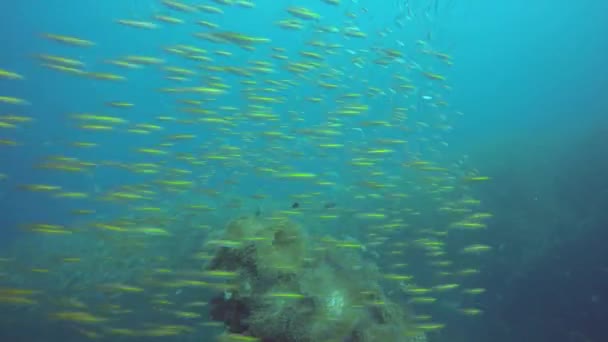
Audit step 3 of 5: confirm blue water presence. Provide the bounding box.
[1,0,607,341]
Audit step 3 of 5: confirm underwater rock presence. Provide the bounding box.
[204,216,424,342]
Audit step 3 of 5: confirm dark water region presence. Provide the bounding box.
[449,123,608,342]
[439,1,608,339]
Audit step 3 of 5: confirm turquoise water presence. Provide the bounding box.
[1,1,607,341]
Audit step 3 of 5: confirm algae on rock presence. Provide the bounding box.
[205,215,423,342]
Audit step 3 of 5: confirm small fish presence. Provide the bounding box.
[291,202,299,209]
[267,292,305,299]
[323,202,336,209]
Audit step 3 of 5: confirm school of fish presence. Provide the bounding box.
[0,0,492,340]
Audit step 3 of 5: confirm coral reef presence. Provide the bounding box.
[205,216,423,342]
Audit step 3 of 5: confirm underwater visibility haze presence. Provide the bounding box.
[0,0,607,341]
